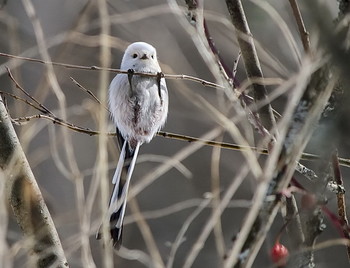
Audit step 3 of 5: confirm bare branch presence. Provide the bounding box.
[233,51,241,77]
[0,91,46,113]
[6,67,54,116]
[3,75,350,171]
[288,0,311,53]
[69,77,107,110]
[5,113,350,168]
[332,150,350,262]
[0,96,68,267]
[225,0,276,132]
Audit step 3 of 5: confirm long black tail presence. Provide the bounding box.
[96,131,139,249]
[109,138,134,249]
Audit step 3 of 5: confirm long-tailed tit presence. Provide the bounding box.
[97,42,169,249]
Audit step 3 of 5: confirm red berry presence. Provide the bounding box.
[270,242,289,266]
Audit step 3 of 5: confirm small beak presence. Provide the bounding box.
[140,54,148,60]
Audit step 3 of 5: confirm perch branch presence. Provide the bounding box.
[3,71,350,170]
[4,67,335,168]
[0,52,223,89]
[7,113,350,168]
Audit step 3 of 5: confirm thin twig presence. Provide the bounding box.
[284,195,305,251]
[225,0,276,132]
[332,150,350,262]
[69,77,106,109]
[0,91,47,113]
[288,0,311,53]
[4,66,350,170]
[183,165,250,268]
[202,15,272,138]
[6,67,54,116]
[210,135,226,263]
[6,114,350,168]
[128,198,164,268]
[12,114,103,135]
[123,198,251,225]
[166,195,212,268]
[0,52,224,89]
[301,238,350,254]
[203,19,237,86]
[233,51,241,77]
[2,70,348,170]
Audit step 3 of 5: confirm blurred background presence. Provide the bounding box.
[0,0,349,267]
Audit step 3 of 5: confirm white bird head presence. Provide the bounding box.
[120,42,161,72]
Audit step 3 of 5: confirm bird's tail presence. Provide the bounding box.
[97,140,140,249]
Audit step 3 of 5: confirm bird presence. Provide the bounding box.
[97,42,169,249]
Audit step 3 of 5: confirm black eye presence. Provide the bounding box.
[151,55,154,59]
[132,53,137,58]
